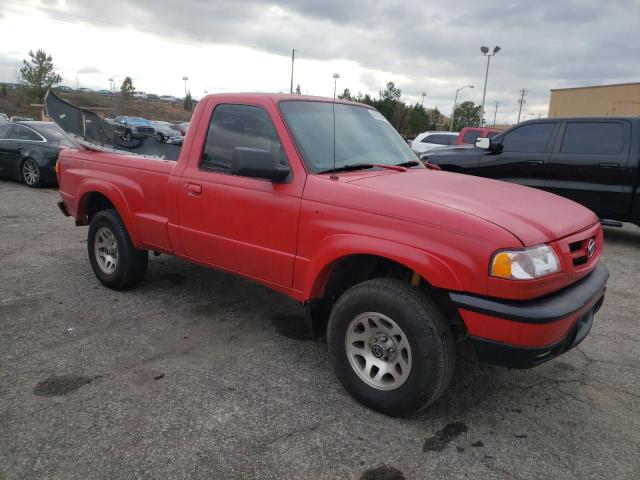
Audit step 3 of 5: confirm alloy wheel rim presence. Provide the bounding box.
[94,226,119,274]
[345,312,412,391]
[23,159,39,185]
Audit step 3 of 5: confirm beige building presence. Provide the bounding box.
[548,82,640,118]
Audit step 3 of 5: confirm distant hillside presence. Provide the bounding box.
[0,87,193,122]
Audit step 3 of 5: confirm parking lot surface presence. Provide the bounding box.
[1,180,638,480]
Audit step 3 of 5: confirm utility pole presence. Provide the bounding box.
[421,92,427,107]
[290,49,295,94]
[517,88,527,123]
[492,100,501,126]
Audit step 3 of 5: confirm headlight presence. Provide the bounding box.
[490,244,560,280]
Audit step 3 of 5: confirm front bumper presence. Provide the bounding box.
[449,263,608,369]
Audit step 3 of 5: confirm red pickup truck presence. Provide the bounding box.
[56,93,608,416]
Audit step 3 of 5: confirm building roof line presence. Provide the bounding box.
[550,82,640,92]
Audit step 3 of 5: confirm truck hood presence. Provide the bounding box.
[345,169,598,246]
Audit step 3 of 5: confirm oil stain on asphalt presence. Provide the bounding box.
[360,465,405,480]
[33,374,101,397]
[423,422,468,452]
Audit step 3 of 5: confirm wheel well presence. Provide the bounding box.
[82,192,115,224]
[306,254,466,340]
[324,255,415,303]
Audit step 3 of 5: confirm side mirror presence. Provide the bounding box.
[475,137,490,149]
[475,137,503,152]
[231,147,290,182]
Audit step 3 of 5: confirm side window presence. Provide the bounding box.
[8,125,32,141]
[447,135,457,145]
[201,104,285,174]
[422,134,438,144]
[462,130,481,144]
[425,134,452,146]
[501,123,556,153]
[0,124,11,139]
[28,129,42,141]
[561,122,626,154]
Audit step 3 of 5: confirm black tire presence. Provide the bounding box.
[21,158,43,188]
[87,208,148,290]
[155,132,164,143]
[327,278,455,416]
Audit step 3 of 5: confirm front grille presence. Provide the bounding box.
[137,127,154,133]
[568,236,595,267]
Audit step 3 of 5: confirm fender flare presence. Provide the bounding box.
[303,234,462,299]
[75,180,142,247]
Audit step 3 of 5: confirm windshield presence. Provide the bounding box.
[279,101,417,173]
[127,117,150,125]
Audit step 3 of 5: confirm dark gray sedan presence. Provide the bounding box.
[0,121,77,187]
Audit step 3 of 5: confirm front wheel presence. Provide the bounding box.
[22,158,42,188]
[327,278,455,416]
[87,209,148,290]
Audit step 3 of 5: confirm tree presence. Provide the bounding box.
[0,84,7,96]
[337,88,353,101]
[425,107,447,131]
[18,49,62,102]
[451,101,482,131]
[406,103,428,137]
[120,76,135,99]
[379,82,401,102]
[375,82,405,130]
[183,90,193,111]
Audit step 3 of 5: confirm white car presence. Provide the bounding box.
[410,131,458,155]
[0,113,8,123]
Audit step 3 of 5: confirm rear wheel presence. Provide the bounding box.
[21,158,42,188]
[327,278,455,416]
[87,209,148,290]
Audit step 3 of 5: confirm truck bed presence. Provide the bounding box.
[58,148,178,253]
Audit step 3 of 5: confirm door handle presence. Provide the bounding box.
[16,145,23,150]
[598,162,619,169]
[186,183,202,195]
[527,160,543,166]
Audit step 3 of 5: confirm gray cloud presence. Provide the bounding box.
[32,0,640,121]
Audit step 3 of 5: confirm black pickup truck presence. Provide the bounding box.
[421,117,640,225]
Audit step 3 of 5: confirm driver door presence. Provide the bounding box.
[176,101,304,288]
[475,121,559,188]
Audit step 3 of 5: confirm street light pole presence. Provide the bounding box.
[333,73,340,99]
[449,84,474,131]
[479,45,501,127]
[290,49,295,94]
[182,76,189,97]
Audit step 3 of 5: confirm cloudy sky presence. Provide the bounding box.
[1,0,639,123]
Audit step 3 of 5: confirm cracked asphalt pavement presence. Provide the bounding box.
[0,180,638,479]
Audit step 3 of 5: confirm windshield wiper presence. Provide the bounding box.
[394,160,421,168]
[317,163,374,174]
